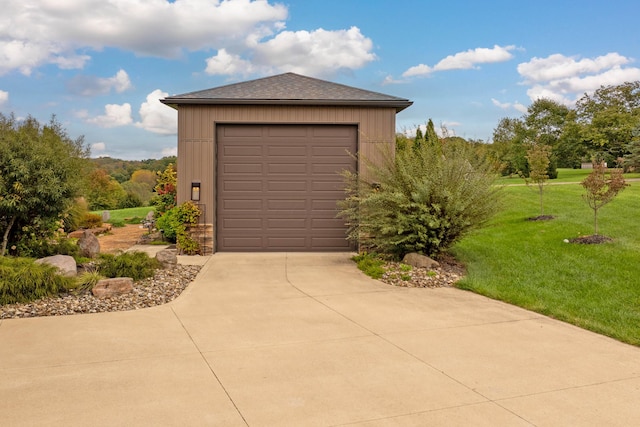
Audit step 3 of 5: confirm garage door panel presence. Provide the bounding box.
[223,218,263,229]
[267,237,307,248]
[267,199,307,210]
[223,180,263,191]
[268,126,308,137]
[218,124,356,251]
[224,163,262,174]
[268,163,308,174]
[268,146,307,156]
[268,218,306,229]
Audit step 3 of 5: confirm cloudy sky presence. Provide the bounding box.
[1,0,639,159]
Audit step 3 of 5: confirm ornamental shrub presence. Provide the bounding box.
[338,138,501,258]
[155,201,201,254]
[97,251,160,281]
[0,257,74,304]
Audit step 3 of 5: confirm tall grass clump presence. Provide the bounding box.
[339,139,502,257]
[0,257,74,304]
[97,251,160,281]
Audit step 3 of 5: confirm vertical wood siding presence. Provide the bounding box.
[175,104,397,251]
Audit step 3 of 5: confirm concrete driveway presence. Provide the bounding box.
[1,253,639,426]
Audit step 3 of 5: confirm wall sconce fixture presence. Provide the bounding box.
[191,182,201,201]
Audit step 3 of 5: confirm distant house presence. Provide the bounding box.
[161,73,412,253]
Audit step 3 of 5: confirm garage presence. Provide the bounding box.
[217,124,356,251]
[161,72,412,253]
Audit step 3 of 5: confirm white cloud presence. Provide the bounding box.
[492,98,528,113]
[403,64,433,78]
[381,74,408,85]
[517,52,640,105]
[91,142,106,153]
[86,103,133,128]
[0,89,8,105]
[205,26,376,78]
[136,89,177,135]
[403,45,515,77]
[162,147,178,157]
[68,69,133,96]
[0,0,288,75]
[205,49,255,76]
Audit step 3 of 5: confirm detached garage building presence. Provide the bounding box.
[160,73,412,253]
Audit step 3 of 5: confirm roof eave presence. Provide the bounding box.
[160,98,413,112]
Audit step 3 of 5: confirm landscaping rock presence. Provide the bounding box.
[78,229,101,258]
[156,249,178,269]
[92,278,134,298]
[145,211,155,221]
[35,255,77,277]
[402,252,440,269]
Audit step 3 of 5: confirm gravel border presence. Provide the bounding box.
[379,257,466,288]
[0,265,201,319]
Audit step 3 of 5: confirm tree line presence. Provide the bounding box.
[490,81,640,177]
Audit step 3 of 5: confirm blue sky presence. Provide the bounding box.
[1,0,639,160]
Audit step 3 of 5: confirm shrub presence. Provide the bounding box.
[97,251,160,281]
[80,213,103,229]
[339,138,501,257]
[70,270,104,294]
[0,257,74,304]
[155,201,201,254]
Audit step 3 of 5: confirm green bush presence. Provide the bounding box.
[155,201,201,254]
[0,257,74,304]
[97,251,160,281]
[80,213,103,229]
[339,139,502,257]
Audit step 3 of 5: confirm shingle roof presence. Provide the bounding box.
[160,72,412,112]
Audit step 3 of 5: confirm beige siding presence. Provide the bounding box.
[175,104,398,252]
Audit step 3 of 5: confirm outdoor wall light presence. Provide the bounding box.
[191,182,201,201]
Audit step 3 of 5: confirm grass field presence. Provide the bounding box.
[495,167,640,186]
[91,206,155,225]
[452,177,640,346]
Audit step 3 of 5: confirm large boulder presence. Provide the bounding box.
[92,278,134,298]
[402,252,440,269]
[78,229,101,258]
[156,249,178,269]
[35,255,77,277]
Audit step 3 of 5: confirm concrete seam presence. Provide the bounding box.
[170,306,250,427]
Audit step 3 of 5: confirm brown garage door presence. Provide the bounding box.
[217,124,356,251]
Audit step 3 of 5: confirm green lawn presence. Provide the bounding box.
[452,180,640,346]
[495,167,640,186]
[91,206,155,225]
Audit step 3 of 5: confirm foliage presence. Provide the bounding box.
[80,213,103,229]
[70,270,104,294]
[85,169,128,210]
[491,117,530,176]
[576,81,640,162]
[0,114,89,256]
[339,138,501,258]
[0,257,74,304]
[352,252,386,279]
[97,251,160,281]
[525,143,552,216]
[62,198,90,232]
[453,182,640,346]
[156,201,201,254]
[150,163,177,215]
[581,161,628,235]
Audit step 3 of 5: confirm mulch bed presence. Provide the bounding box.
[568,235,613,244]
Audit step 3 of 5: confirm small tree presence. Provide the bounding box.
[151,163,177,215]
[0,114,88,256]
[525,142,552,216]
[581,161,628,235]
